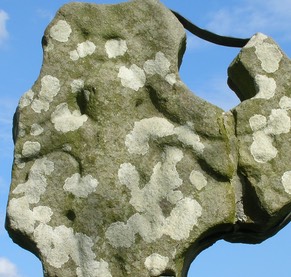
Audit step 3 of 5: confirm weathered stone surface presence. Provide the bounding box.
[228,33,291,239]
[5,1,291,276]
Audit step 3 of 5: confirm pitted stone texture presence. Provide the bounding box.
[5,1,291,277]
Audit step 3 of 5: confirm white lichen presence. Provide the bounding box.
[69,41,96,61]
[125,117,175,155]
[249,114,267,132]
[249,109,291,163]
[144,52,171,77]
[165,73,176,85]
[106,147,202,247]
[12,157,54,204]
[71,79,84,93]
[34,224,112,276]
[62,144,72,152]
[244,33,282,72]
[14,154,26,169]
[163,197,202,240]
[17,122,26,138]
[105,39,127,58]
[31,75,60,113]
[51,103,88,133]
[7,197,53,234]
[118,64,146,91]
[250,131,278,163]
[50,20,72,42]
[174,124,204,155]
[144,253,169,276]
[265,109,290,135]
[281,171,291,194]
[189,170,207,190]
[279,96,291,110]
[22,141,41,158]
[254,75,276,99]
[244,33,268,49]
[125,117,204,156]
[255,42,283,73]
[30,124,44,136]
[244,33,282,73]
[8,157,55,235]
[19,89,34,109]
[63,173,98,198]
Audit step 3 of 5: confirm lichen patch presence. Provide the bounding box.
[22,141,41,158]
[34,224,112,277]
[174,124,204,155]
[125,117,175,155]
[279,96,291,110]
[51,103,88,133]
[105,39,127,58]
[118,64,146,91]
[125,118,204,156]
[255,42,283,73]
[8,197,53,234]
[19,89,34,109]
[249,114,267,132]
[71,79,84,93]
[189,170,207,190]
[250,131,278,163]
[281,171,291,194]
[69,40,96,61]
[63,173,98,198]
[106,147,202,247]
[244,33,268,48]
[50,20,72,43]
[144,51,171,77]
[165,73,176,85]
[30,124,44,136]
[265,109,290,135]
[12,157,54,204]
[249,109,291,163]
[144,253,169,276]
[31,75,60,113]
[254,75,276,99]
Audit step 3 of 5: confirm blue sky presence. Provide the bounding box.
[0,0,290,276]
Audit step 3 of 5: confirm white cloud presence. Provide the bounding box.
[0,257,21,277]
[206,0,291,41]
[0,10,9,45]
[36,9,53,21]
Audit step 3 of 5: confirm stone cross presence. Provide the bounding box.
[6,0,291,276]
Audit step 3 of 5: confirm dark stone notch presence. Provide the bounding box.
[159,269,176,276]
[159,197,175,218]
[66,210,76,222]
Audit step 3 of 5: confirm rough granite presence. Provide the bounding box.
[5,0,291,276]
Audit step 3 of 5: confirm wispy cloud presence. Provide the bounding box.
[206,0,291,41]
[0,97,17,160]
[0,10,9,46]
[36,8,53,21]
[0,257,21,277]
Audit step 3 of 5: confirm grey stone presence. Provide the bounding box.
[5,1,291,276]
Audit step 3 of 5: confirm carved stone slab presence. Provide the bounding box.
[6,0,291,276]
